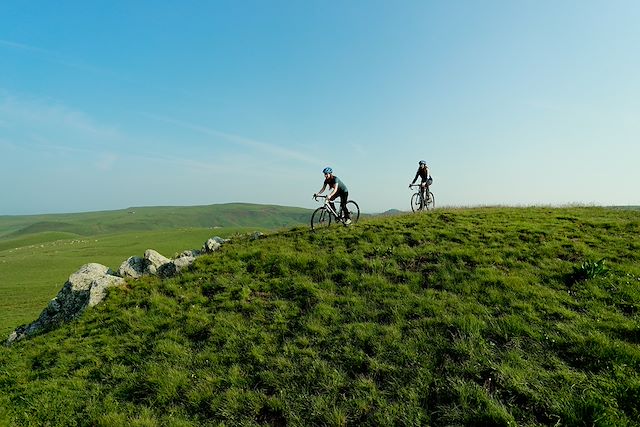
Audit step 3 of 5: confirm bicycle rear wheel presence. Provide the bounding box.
[411,193,422,212]
[425,192,435,210]
[311,207,331,230]
[345,200,360,223]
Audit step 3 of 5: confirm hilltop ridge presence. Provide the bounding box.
[1,207,639,426]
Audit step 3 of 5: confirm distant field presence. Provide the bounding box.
[0,203,312,337]
[0,203,311,238]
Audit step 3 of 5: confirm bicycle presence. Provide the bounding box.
[409,183,435,212]
[311,195,360,230]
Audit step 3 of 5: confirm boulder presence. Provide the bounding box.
[6,263,124,345]
[203,238,221,253]
[212,236,228,245]
[143,249,171,275]
[174,254,197,273]
[179,249,202,258]
[157,262,178,278]
[118,256,145,278]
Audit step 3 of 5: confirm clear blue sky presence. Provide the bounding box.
[1,0,639,215]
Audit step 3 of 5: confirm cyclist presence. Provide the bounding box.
[314,167,351,225]
[409,160,432,204]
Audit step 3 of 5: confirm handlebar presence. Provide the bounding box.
[313,194,328,202]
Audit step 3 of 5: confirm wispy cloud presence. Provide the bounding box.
[1,39,207,104]
[141,113,321,166]
[22,125,245,174]
[0,39,48,53]
[0,93,121,140]
[0,93,242,172]
[0,38,117,76]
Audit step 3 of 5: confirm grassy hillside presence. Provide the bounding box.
[0,227,262,337]
[0,203,312,239]
[0,203,312,337]
[1,207,639,426]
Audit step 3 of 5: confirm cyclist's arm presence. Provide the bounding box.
[411,171,419,184]
[316,183,327,195]
[326,184,337,199]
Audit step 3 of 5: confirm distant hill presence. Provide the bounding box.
[610,205,640,211]
[378,208,404,216]
[0,203,312,240]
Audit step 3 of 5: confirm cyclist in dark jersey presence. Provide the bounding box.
[314,167,351,224]
[409,160,431,202]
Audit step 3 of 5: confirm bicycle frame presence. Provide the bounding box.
[409,184,434,211]
[317,196,344,222]
[311,195,360,230]
[409,184,426,203]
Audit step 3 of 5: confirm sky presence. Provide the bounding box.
[1,0,639,215]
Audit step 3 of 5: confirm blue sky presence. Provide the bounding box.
[1,1,639,215]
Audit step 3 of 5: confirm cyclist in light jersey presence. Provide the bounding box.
[314,167,351,224]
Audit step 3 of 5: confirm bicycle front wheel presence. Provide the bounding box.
[311,207,331,230]
[411,193,422,212]
[425,192,435,210]
[345,201,360,223]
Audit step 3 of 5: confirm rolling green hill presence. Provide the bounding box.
[1,207,639,426]
[0,203,313,240]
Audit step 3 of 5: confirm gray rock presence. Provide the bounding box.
[250,231,265,240]
[179,249,202,258]
[118,256,145,278]
[174,255,196,273]
[87,273,126,307]
[156,251,199,278]
[157,262,178,278]
[203,238,221,253]
[144,249,171,275]
[6,263,124,345]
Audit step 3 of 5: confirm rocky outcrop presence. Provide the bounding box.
[174,250,200,273]
[250,231,265,240]
[204,236,228,253]
[118,256,145,278]
[6,236,229,345]
[143,249,172,275]
[6,263,124,344]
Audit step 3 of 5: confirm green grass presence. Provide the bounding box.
[0,227,272,337]
[0,203,312,337]
[1,206,639,426]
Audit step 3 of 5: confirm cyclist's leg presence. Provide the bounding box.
[328,194,337,216]
[420,183,426,206]
[340,191,350,220]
